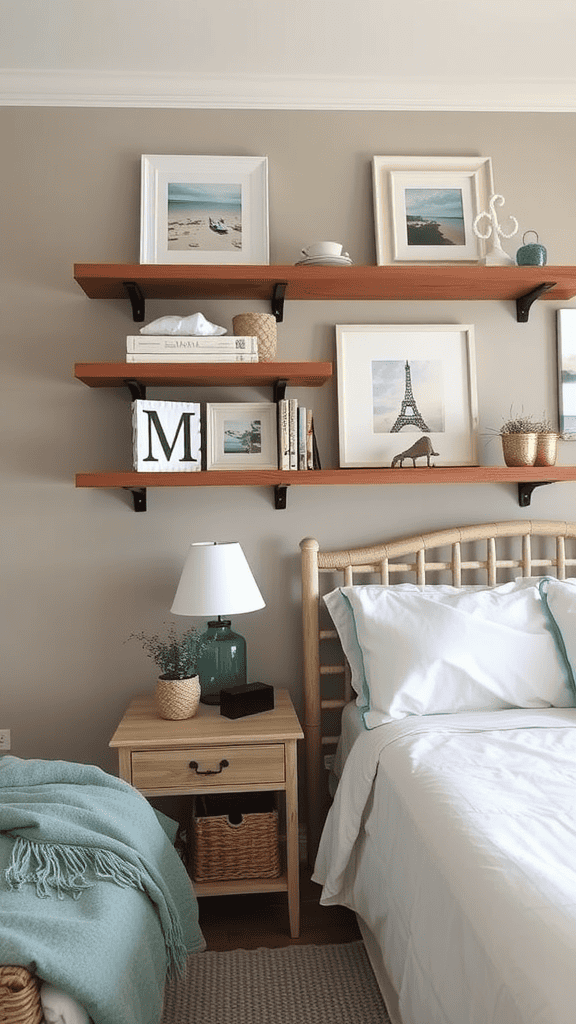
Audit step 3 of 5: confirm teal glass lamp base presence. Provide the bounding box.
[197,617,247,705]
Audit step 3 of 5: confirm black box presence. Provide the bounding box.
[219,682,275,719]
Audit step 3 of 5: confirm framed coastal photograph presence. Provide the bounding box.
[206,402,278,470]
[372,156,494,264]
[336,324,478,467]
[557,309,576,437]
[140,155,269,265]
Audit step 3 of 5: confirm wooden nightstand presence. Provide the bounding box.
[109,688,304,937]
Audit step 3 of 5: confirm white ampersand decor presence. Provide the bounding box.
[473,193,519,266]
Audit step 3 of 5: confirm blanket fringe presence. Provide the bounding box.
[5,836,187,975]
[5,836,145,900]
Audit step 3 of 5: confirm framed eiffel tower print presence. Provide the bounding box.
[336,324,478,468]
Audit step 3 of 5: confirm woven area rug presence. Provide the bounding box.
[161,940,391,1023]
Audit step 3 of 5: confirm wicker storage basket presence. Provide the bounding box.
[0,966,43,1024]
[190,795,281,883]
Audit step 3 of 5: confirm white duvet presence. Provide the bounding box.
[313,708,576,1024]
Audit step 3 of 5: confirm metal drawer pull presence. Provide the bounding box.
[188,759,229,775]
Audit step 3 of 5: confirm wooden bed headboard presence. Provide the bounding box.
[300,519,576,861]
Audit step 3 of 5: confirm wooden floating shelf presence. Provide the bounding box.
[75,465,576,511]
[75,467,576,488]
[74,361,332,389]
[73,263,576,303]
[73,263,576,322]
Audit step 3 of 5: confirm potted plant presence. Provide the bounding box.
[498,413,558,467]
[533,416,559,467]
[129,624,209,720]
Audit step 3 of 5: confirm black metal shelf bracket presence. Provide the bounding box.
[273,378,289,403]
[274,484,288,509]
[517,480,553,507]
[272,282,287,322]
[516,282,556,323]
[123,281,146,322]
[124,487,147,512]
[124,379,146,401]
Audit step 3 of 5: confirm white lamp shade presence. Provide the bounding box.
[171,541,265,617]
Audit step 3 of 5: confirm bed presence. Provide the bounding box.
[301,520,576,1024]
[0,756,204,1024]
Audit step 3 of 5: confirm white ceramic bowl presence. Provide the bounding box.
[302,241,343,257]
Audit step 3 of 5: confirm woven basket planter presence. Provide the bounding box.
[232,312,277,362]
[0,967,43,1024]
[191,796,281,883]
[156,676,201,720]
[501,432,538,467]
[535,432,559,466]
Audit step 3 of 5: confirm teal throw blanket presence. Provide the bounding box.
[0,756,203,1024]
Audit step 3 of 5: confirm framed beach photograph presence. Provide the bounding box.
[140,155,269,265]
[336,324,478,468]
[557,309,576,437]
[372,156,494,264]
[206,402,278,470]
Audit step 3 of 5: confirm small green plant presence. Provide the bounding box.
[128,623,208,680]
[498,411,554,435]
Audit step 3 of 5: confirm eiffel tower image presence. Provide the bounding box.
[390,360,430,432]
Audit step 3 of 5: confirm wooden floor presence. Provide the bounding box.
[198,865,361,951]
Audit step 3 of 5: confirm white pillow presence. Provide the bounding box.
[324,583,504,709]
[329,580,573,729]
[538,578,576,700]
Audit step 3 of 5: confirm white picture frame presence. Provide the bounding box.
[557,308,576,437]
[336,324,478,468]
[140,155,269,265]
[206,403,278,470]
[372,156,494,264]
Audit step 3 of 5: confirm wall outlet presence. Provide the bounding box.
[0,730,11,751]
[324,753,335,771]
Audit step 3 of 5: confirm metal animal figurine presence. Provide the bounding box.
[391,435,439,468]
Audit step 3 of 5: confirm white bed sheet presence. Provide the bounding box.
[313,708,576,1024]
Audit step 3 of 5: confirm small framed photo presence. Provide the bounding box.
[206,403,278,470]
[557,309,576,437]
[372,156,494,264]
[336,324,478,468]
[140,155,269,265]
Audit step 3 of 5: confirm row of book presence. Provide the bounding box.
[278,399,321,471]
[126,334,259,363]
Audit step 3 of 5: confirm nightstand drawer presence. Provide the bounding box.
[131,743,285,791]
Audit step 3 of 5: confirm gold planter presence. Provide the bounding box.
[535,432,559,467]
[156,676,201,720]
[501,432,538,467]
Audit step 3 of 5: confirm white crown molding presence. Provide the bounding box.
[1,69,576,111]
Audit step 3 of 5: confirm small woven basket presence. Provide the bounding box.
[535,432,558,467]
[232,312,277,362]
[156,676,201,720]
[501,432,538,467]
[191,796,281,883]
[0,966,43,1024]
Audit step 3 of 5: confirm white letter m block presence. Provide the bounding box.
[132,400,201,471]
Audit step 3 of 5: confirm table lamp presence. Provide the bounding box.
[171,541,265,704]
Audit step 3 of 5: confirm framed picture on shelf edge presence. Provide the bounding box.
[336,324,479,468]
[557,308,576,438]
[206,402,278,471]
[372,155,494,265]
[140,155,269,265]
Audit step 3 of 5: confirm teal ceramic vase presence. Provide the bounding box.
[516,231,547,266]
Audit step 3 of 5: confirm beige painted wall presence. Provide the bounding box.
[3,107,576,785]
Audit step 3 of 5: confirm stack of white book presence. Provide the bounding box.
[126,335,259,362]
[277,399,321,471]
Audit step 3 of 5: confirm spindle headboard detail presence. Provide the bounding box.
[300,520,576,862]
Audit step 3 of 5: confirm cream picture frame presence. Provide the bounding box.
[372,156,494,264]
